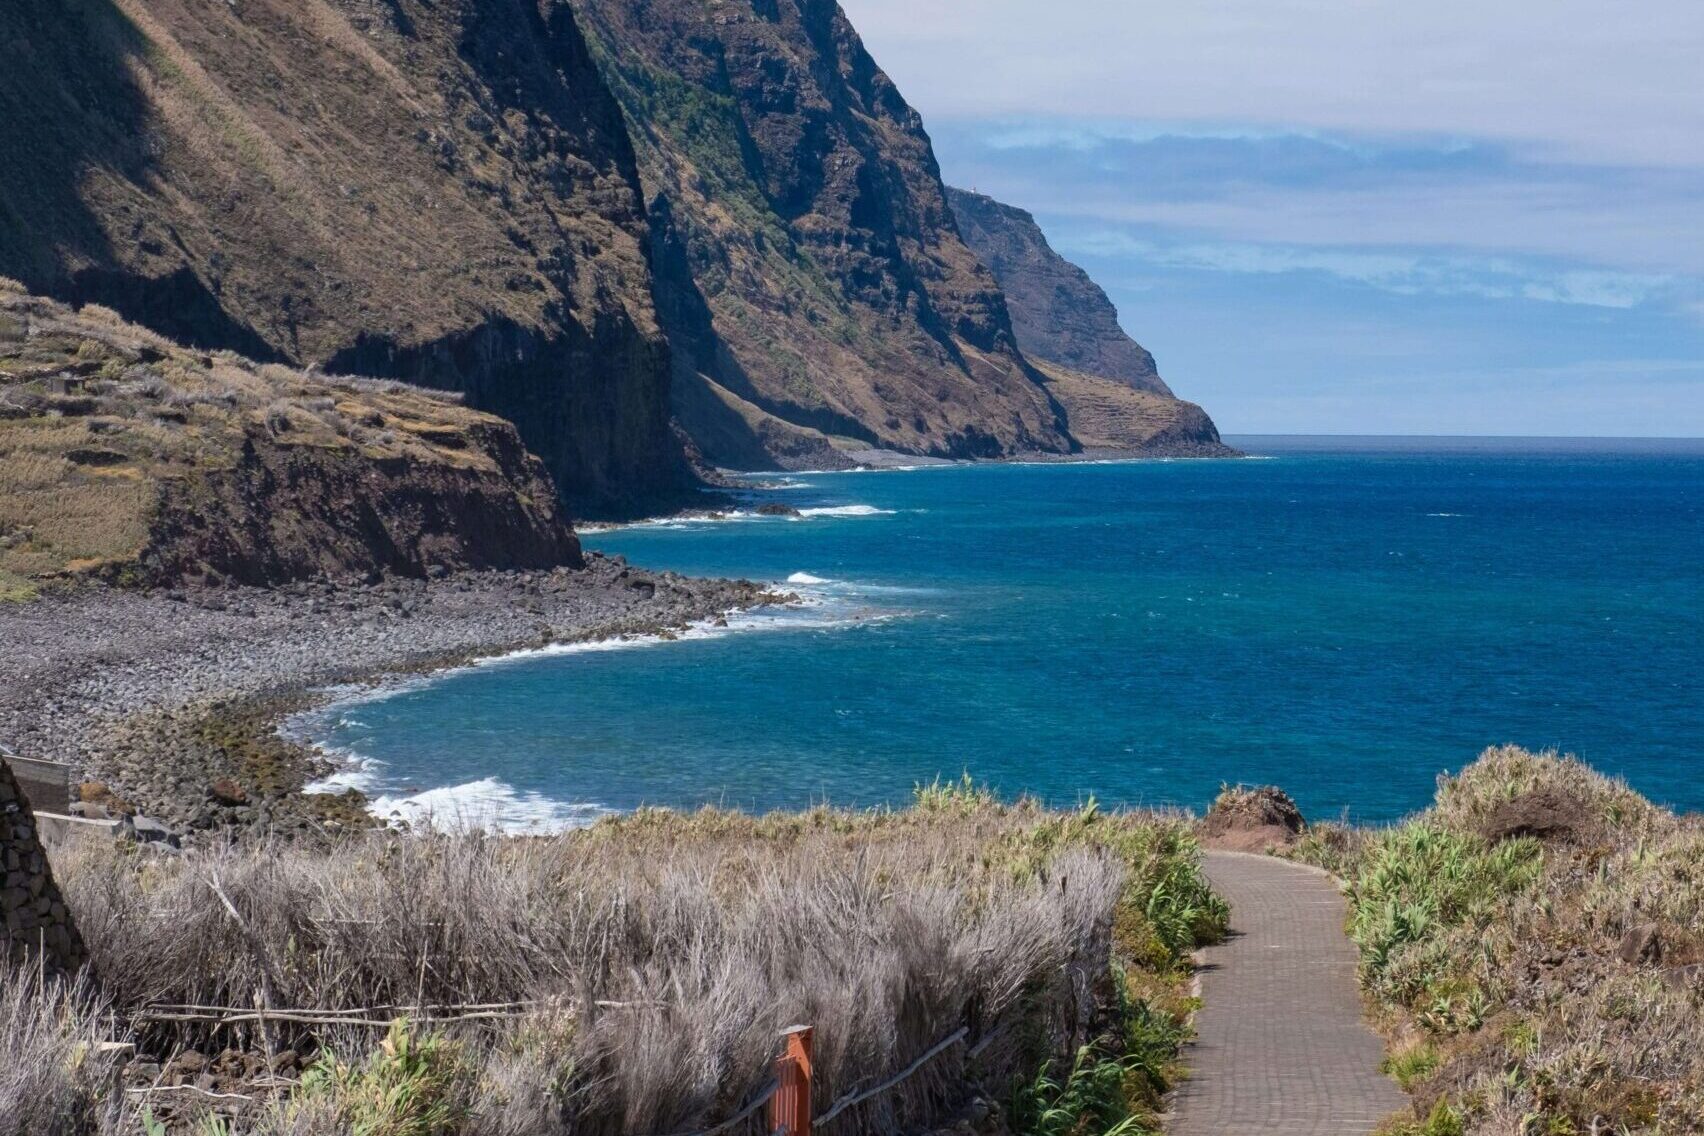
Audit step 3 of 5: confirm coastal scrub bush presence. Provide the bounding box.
[912,770,998,813]
[52,798,1224,1136]
[1345,822,1541,1008]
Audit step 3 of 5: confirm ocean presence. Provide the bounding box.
[298,437,1704,829]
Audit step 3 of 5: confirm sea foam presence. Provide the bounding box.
[369,777,611,834]
[797,504,894,517]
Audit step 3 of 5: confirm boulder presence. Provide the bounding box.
[1618,922,1664,966]
[207,777,248,807]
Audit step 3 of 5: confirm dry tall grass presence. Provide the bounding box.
[0,966,122,1135]
[1295,747,1704,1135]
[24,797,1225,1136]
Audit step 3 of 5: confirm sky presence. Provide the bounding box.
[839,0,1704,436]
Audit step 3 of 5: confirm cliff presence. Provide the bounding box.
[572,0,1073,469]
[947,188,1229,454]
[0,0,686,516]
[0,287,580,593]
[0,0,1227,500]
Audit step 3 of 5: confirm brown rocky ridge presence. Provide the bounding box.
[0,0,1230,504]
[0,285,579,595]
[947,187,1231,455]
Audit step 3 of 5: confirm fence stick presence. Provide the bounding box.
[769,1025,813,1136]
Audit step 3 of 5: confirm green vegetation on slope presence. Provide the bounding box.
[1295,747,1703,1134]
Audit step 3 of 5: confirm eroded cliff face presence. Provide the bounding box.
[572,0,1073,469]
[0,0,687,515]
[0,291,580,591]
[946,188,1230,455]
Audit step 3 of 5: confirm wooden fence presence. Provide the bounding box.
[657,1021,978,1136]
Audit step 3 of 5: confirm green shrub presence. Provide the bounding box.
[1380,1040,1441,1090]
[912,770,998,813]
[286,1020,469,1136]
[1347,823,1540,1008]
[1010,1044,1151,1136]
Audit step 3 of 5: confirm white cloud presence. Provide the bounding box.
[944,152,1704,278]
[840,0,1704,170]
[1057,231,1676,308]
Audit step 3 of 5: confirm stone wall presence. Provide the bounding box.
[1,756,87,975]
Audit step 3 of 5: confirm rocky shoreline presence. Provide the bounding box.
[0,555,785,840]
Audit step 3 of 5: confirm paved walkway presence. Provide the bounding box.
[1170,851,1406,1135]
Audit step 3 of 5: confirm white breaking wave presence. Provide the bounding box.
[583,502,890,531]
[369,777,611,834]
[299,744,385,796]
[797,504,894,517]
[290,570,921,832]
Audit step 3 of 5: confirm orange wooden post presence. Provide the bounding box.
[769,1025,813,1136]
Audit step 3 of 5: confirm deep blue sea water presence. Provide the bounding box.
[302,437,1704,828]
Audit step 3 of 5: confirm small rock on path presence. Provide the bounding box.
[1171,851,1405,1135]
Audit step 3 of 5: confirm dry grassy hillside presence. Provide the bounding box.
[0,284,578,595]
[1031,362,1227,455]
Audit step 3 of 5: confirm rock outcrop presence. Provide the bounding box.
[946,188,1230,455]
[573,0,1073,469]
[0,0,686,516]
[1201,785,1307,853]
[0,289,580,590]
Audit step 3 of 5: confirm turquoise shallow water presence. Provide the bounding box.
[305,438,1704,827]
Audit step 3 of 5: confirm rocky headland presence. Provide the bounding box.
[946,188,1232,456]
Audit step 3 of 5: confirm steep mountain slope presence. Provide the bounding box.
[571,0,1073,469]
[947,188,1229,454]
[0,287,579,593]
[947,188,1171,396]
[0,0,686,516]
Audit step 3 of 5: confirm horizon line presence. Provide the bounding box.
[1221,432,1704,441]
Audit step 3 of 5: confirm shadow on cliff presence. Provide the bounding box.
[0,0,278,358]
[0,0,146,286]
